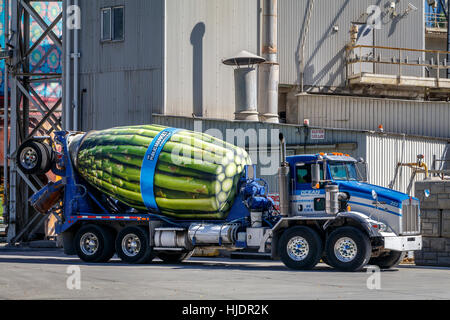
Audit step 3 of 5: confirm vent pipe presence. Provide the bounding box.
[258,0,279,123]
[223,51,265,121]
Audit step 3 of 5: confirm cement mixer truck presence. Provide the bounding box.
[18,125,422,271]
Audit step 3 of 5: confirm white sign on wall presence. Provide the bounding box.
[310,129,325,140]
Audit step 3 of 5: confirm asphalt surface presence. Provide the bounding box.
[0,249,449,300]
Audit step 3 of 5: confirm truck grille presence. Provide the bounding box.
[401,201,420,235]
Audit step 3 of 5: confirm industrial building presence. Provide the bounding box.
[1,0,449,243]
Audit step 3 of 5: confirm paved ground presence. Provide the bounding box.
[0,249,449,300]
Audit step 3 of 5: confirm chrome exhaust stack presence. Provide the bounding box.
[278,133,290,216]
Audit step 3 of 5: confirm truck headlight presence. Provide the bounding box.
[372,222,387,232]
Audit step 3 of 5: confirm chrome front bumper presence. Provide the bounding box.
[383,235,422,251]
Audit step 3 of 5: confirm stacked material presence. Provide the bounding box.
[73,124,251,219]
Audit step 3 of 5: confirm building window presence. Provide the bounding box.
[101,6,124,42]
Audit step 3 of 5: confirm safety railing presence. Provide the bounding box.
[425,12,448,30]
[346,44,450,80]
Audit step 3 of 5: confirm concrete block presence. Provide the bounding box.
[442,211,450,237]
[429,238,446,251]
[438,193,449,199]
[421,200,438,209]
[436,257,450,266]
[438,199,450,209]
[430,183,446,194]
[423,252,437,260]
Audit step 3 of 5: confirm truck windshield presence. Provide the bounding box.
[329,162,359,181]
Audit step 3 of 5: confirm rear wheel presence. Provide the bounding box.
[325,226,371,272]
[279,226,323,270]
[74,224,115,263]
[369,251,406,269]
[115,226,155,264]
[157,251,193,263]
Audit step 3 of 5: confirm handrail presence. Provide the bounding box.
[346,45,450,80]
[425,12,448,29]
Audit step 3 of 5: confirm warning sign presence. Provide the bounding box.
[310,129,325,140]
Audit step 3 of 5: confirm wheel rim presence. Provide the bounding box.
[20,147,38,170]
[334,237,358,262]
[287,236,309,261]
[80,232,99,256]
[121,233,141,257]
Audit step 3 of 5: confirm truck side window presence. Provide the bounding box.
[296,164,324,184]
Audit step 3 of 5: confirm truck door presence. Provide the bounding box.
[291,163,326,215]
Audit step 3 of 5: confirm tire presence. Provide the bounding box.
[325,226,371,272]
[115,226,154,264]
[74,224,115,263]
[158,251,193,263]
[279,226,323,270]
[369,251,406,269]
[16,140,53,175]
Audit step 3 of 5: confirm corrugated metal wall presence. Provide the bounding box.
[79,0,164,130]
[295,94,450,139]
[278,0,424,86]
[153,115,448,194]
[366,132,448,194]
[165,0,259,120]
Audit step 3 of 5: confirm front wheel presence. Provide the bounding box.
[369,251,406,269]
[324,226,371,272]
[279,226,323,270]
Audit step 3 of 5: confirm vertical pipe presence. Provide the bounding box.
[3,0,9,219]
[73,0,79,130]
[258,0,279,123]
[65,0,72,130]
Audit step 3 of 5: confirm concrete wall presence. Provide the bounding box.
[414,180,450,267]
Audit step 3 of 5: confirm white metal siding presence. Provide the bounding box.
[366,133,448,194]
[78,0,164,130]
[278,0,425,86]
[153,115,449,194]
[165,0,259,120]
[296,94,450,139]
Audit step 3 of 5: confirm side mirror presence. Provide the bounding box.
[311,163,321,189]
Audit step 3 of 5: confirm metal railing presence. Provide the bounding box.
[346,44,450,79]
[425,12,448,30]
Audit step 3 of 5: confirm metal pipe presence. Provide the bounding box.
[64,0,72,130]
[278,133,290,216]
[258,0,279,123]
[3,0,9,219]
[73,0,79,130]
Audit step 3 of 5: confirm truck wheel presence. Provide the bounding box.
[17,140,53,175]
[74,224,115,263]
[279,226,323,270]
[369,251,406,269]
[157,251,193,263]
[325,226,371,272]
[115,226,154,264]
